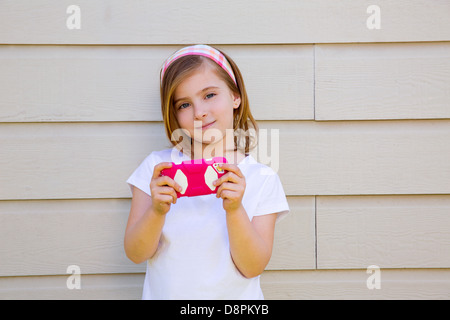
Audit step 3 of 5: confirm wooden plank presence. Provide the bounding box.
[0,0,449,44]
[1,120,450,200]
[0,122,168,200]
[0,44,313,122]
[261,269,450,299]
[267,197,315,270]
[0,197,310,277]
[0,273,145,299]
[316,42,450,120]
[220,45,314,120]
[316,195,450,269]
[270,120,450,195]
[1,268,449,299]
[0,199,145,277]
[0,45,171,122]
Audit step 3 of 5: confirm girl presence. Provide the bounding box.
[124,45,289,299]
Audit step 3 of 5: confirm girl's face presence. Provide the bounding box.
[173,61,241,154]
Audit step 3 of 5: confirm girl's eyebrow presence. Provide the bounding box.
[174,86,220,104]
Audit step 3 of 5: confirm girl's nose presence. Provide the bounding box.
[193,104,208,120]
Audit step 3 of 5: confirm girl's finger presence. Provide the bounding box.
[155,187,178,204]
[155,175,183,193]
[213,172,240,187]
[217,163,244,178]
[216,182,241,199]
[152,162,173,179]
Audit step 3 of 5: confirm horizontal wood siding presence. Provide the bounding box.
[1,269,449,300]
[317,195,450,269]
[2,120,449,200]
[315,42,450,120]
[261,269,450,300]
[0,197,313,277]
[1,0,449,44]
[0,45,314,122]
[1,0,449,300]
[0,273,145,300]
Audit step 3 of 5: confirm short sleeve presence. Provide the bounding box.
[126,153,159,196]
[254,170,290,223]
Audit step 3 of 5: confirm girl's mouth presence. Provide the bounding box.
[201,121,216,130]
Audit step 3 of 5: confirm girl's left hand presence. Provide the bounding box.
[213,163,246,213]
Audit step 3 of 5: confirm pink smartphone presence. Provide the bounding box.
[161,157,227,197]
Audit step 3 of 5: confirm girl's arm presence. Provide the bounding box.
[124,187,165,264]
[226,207,277,278]
[124,162,182,264]
[214,163,277,278]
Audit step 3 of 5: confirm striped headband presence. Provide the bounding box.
[160,44,237,85]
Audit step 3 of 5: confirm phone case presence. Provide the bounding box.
[161,157,227,197]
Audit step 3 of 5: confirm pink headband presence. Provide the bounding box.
[160,44,237,85]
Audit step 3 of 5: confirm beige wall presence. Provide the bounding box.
[1,0,450,299]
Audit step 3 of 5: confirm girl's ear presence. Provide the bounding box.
[233,94,241,109]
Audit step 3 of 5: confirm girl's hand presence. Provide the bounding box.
[213,163,246,213]
[150,162,182,215]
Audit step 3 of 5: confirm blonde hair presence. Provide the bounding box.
[160,47,258,155]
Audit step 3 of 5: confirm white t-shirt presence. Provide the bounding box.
[126,147,290,300]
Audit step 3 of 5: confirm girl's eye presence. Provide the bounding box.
[178,102,190,110]
[205,93,216,99]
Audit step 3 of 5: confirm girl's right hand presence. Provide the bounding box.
[150,162,182,215]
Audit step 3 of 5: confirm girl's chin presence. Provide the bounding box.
[191,138,235,157]
[192,138,225,148]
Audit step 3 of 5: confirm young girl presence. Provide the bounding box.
[124,44,289,299]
